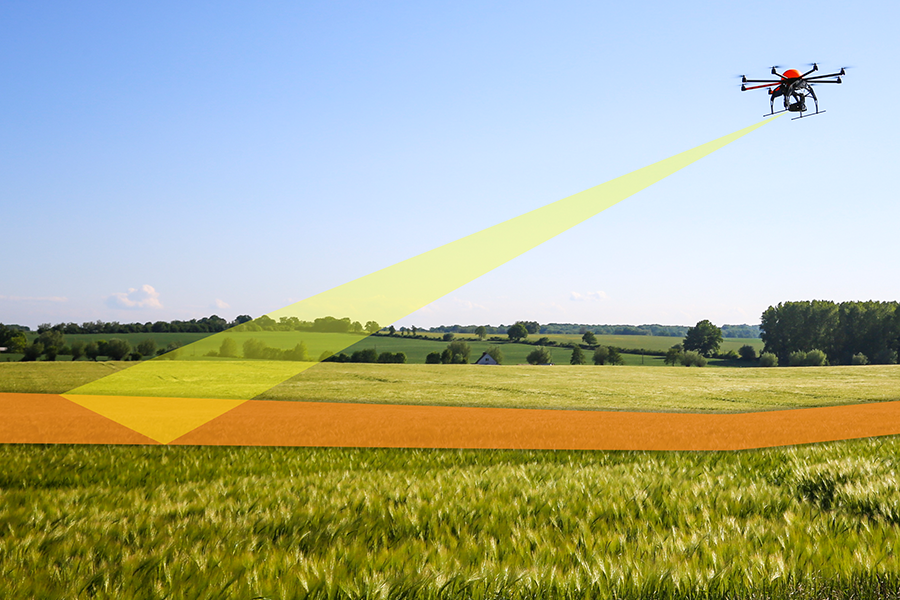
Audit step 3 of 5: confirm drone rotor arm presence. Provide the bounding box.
[801,64,819,78]
[804,72,845,81]
[741,82,781,91]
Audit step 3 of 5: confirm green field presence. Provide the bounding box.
[359,332,763,360]
[3,440,900,599]
[8,332,763,366]
[2,361,900,412]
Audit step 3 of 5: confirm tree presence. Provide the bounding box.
[365,321,381,334]
[526,347,552,365]
[507,323,528,342]
[378,351,407,364]
[852,352,869,365]
[804,349,827,366]
[44,345,58,361]
[137,339,157,358]
[0,325,27,353]
[7,332,27,354]
[37,330,65,358]
[106,339,132,361]
[443,332,455,342]
[218,338,238,358]
[70,340,85,361]
[350,348,378,363]
[592,346,610,365]
[788,350,807,366]
[285,342,310,361]
[759,352,778,367]
[760,300,841,364]
[664,346,683,366]
[440,348,453,364]
[485,345,503,364]
[738,345,757,361]
[243,338,267,359]
[607,347,625,365]
[162,341,183,358]
[683,320,723,357]
[84,342,100,361]
[22,342,43,361]
[425,351,442,364]
[518,321,540,334]
[570,346,586,365]
[255,315,277,330]
[873,349,899,365]
[581,331,597,346]
[445,340,471,364]
[680,351,707,367]
[475,326,487,340]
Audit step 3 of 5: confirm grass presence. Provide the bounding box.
[4,361,900,413]
[260,363,900,412]
[0,361,131,393]
[3,440,900,599]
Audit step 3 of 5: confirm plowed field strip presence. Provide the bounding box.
[0,393,158,445]
[3,393,900,449]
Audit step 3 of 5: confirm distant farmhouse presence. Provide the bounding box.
[474,352,499,365]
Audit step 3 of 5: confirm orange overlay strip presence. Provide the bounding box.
[3,393,900,450]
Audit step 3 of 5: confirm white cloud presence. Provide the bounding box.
[106,284,163,310]
[212,298,230,310]
[569,291,608,302]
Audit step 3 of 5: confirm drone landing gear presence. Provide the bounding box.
[764,107,826,119]
[791,109,825,120]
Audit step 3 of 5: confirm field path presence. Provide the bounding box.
[3,392,900,449]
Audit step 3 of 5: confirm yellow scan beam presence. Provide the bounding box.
[68,119,773,400]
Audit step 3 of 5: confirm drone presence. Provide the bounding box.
[741,64,846,119]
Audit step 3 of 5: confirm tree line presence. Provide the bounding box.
[29,315,250,334]
[233,315,380,334]
[760,300,900,366]
[424,322,761,338]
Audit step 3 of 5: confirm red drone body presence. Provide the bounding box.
[741,64,846,119]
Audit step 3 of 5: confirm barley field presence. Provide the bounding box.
[3,441,900,599]
[3,362,900,413]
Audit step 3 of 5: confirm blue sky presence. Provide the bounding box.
[2,0,897,330]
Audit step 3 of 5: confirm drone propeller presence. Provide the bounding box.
[801,63,819,77]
